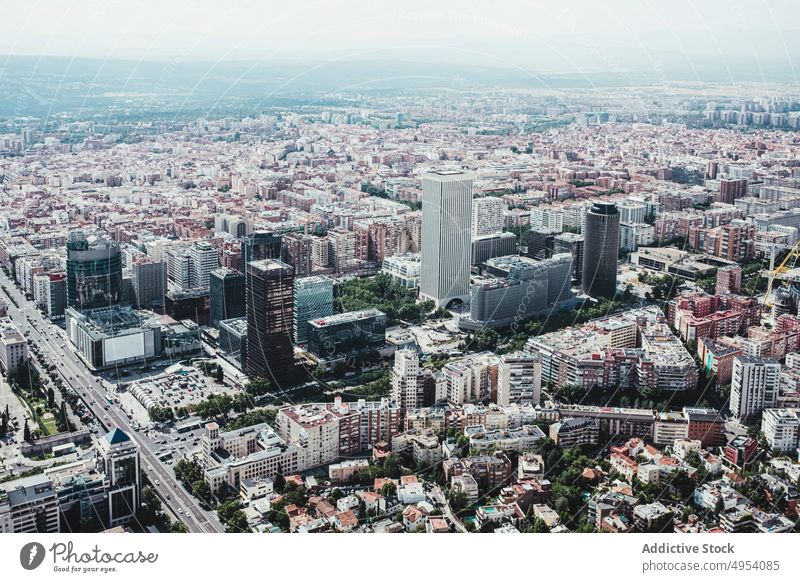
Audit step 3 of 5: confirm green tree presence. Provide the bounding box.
[23,419,31,442]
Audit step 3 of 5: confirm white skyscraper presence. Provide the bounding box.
[471,196,505,238]
[730,356,781,420]
[420,170,474,308]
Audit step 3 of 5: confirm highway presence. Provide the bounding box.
[0,269,222,533]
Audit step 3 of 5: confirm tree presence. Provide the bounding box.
[23,419,31,442]
[379,481,397,497]
[529,517,550,533]
[383,454,403,479]
[274,472,286,494]
[47,387,55,408]
[214,364,224,384]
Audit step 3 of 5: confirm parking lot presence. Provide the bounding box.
[120,364,240,421]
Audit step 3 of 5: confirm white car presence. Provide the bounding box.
[154,480,160,486]
[178,508,183,514]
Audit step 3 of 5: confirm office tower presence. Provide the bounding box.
[420,170,474,308]
[582,202,620,299]
[554,232,584,284]
[131,257,165,309]
[166,247,192,290]
[241,230,282,265]
[730,356,781,421]
[306,309,386,360]
[471,196,505,238]
[293,275,334,346]
[66,230,122,310]
[391,348,420,412]
[97,428,140,528]
[526,229,559,259]
[716,264,742,295]
[471,232,517,266]
[497,353,541,406]
[209,268,246,327]
[282,233,314,276]
[189,241,219,289]
[245,259,295,381]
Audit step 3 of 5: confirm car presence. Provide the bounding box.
[166,494,171,499]
[155,480,160,486]
[178,508,183,514]
[186,514,192,519]
[147,465,153,471]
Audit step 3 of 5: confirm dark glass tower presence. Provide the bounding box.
[245,259,294,382]
[581,202,620,299]
[66,230,123,310]
[209,268,245,327]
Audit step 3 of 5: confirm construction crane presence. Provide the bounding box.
[762,239,800,313]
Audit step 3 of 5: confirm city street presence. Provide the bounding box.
[0,269,222,533]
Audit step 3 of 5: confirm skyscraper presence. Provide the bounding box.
[581,202,620,299]
[293,275,334,346]
[245,259,295,382]
[209,268,246,327]
[97,428,140,528]
[420,170,474,308]
[66,230,122,310]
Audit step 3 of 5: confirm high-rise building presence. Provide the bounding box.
[497,353,542,406]
[131,257,165,310]
[282,233,314,276]
[66,230,122,310]
[471,196,505,238]
[293,275,334,346]
[97,428,140,528]
[166,247,192,290]
[420,170,474,308]
[582,202,620,299]
[730,356,781,420]
[189,241,219,289]
[391,348,420,412]
[553,232,584,284]
[241,231,282,265]
[328,229,356,273]
[245,259,295,382]
[209,268,246,327]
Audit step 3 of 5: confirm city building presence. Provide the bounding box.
[209,268,246,327]
[306,309,386,364]
[66,230,122,310]
[730,356,781,420]
[293,275,334,346]
[0,318,28,374]
[420,170,474,308]
[245,259,295,381]
[582,202,620,299]
[96,428,140,528]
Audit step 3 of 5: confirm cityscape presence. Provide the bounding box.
[2,2,800,540]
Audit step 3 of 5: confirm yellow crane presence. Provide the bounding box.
[763,239,800,312]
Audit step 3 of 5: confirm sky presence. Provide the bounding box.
[0,0,797,70]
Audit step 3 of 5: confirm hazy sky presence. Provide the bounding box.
[1,0,797,66]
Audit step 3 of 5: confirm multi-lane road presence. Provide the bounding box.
[0,269,222,533]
